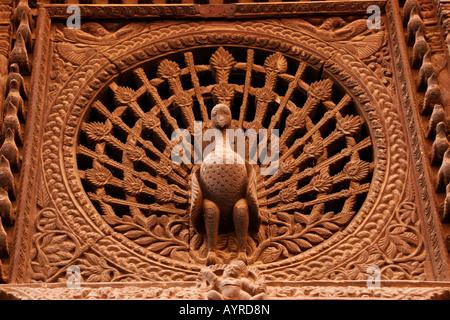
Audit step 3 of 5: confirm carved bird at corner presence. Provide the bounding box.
[59,22,145,46]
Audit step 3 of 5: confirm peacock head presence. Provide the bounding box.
[211,104,232,131]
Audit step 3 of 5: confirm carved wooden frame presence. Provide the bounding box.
[4,2,449,298]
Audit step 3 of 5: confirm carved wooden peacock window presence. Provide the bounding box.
[76,46,373,266]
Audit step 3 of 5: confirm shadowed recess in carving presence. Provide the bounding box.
[76,46,373,265]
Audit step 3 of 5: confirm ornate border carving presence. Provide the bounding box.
[42,2,387,19]
[9,7,51,283]
[1,280,449,300]
[385,0,450,280]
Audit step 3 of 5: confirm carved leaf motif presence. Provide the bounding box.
[322,221,340,231]
[264,52,288,73]
[123,176,145,196]
[153,225,165,237]
[310,170,333,193]
[276,211,292,223]
[261,246,282,263]
[170,224,182,235]
[125,143,146,162]
[148,242,172,252]
[141,113,161,130]
[255,87,275,103]
[336,115,361,136]
[400,231,419,246]
[308,79,333,101]
[286,111,305,129]
[303,233,324,244]
[157,59,181,79]
[282,240,301,254]
[115,224,135,232]
[209,47,235,69]
[378,231,413,260]
[102,215,122,226]
[31,232,77,281]
[135,236,156,246]
[310,227,333,238]
[333,197,356,225]
[212,82,235,100]
[279,157,297,174]
[114,86,137,104]
[77,252,116,282]
[155,158,173,176]
[134,215,147,228]
[124,230,146,239]
[36,184,50,209]
[309,204,323,223]
[36,209,60,231]
[303,138,324,159]
[170,249,189,263]
[86,166,113,187]
[342,160,370,181]
[147,215,157,229]
[279,186,297,203]
[294,212,309,224]
[174,92,193,107]
[398,202,418,225]
[390,235,412,255]
[294,238,313,250]
[155,184,174,203]
[85,122,112,142]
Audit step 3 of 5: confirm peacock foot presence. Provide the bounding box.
[237,251,248,265]
[206,251,217,266]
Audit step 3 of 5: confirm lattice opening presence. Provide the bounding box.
[76,46,373,265]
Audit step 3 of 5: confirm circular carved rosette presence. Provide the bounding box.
[38,21,417,282]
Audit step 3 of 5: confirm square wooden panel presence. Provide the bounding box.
[1,1,449,299]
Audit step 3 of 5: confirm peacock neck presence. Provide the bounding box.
[214,128,233,152]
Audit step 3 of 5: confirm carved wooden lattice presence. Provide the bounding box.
[76,46,373,265]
